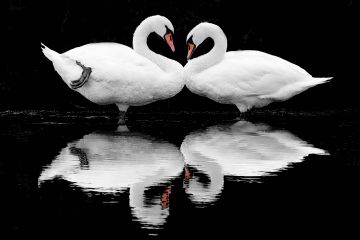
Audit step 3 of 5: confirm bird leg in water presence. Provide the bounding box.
[70,61,92,89]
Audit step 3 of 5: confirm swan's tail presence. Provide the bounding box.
[312,77,333,85]
[41,43,61,62]
[296,76,332,91]
[260,76,332,100]
[40,43,82,86]
[289,76,333,97]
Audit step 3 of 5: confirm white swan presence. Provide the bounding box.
[184,23,332,112]
[38,129,184,229]
[41,15,184,113]
[180,121,328,204]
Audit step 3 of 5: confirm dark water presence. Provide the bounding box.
[1,110,359,238]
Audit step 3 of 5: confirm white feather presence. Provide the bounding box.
[181,121,328,204]
[41,16,184,112]
[38,131,184,228]
[185,23,332,112]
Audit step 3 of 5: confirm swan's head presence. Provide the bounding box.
[186,22,223,60]
[144,15,175,52]
[183,165,223,205]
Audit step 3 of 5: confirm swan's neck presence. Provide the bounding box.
[185,29,227,75]
[133,21,180,73]
[129,176,169,227]
[185,152,224,203]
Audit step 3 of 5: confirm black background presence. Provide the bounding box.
[3,0,357,112]
[2,1,360,238]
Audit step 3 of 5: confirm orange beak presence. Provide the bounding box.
[187,43,195,60]
[184,166,191,182]
[161,186,172,209]
[164,32,175,52]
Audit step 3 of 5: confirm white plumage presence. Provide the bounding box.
[181,121,328,204]
[38,129,184,229]
[185,23,332,112]
[41,15,184,112]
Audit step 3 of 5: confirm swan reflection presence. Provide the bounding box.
[180,121,328,204]
[38,128,184,229]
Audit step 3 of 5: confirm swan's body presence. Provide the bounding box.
[180,121,328,204]
[38,130,184,229]
[41,16,184,112]
[185,23,332,112]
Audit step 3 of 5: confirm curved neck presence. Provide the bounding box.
[185,28,227,74]
[129,176,169,228]
[133,19,179,73]
[181,142,224,204]
[188,154,224,204]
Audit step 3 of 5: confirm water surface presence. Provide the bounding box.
[1,110,359,238]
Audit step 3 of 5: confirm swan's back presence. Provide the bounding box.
[188,50,330,111]
[55,42,172,106]
[64,42,162,74]
[181,121,327,177]
[226,50,310,76]
[38,132,184,192]
[199,50,312,97]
